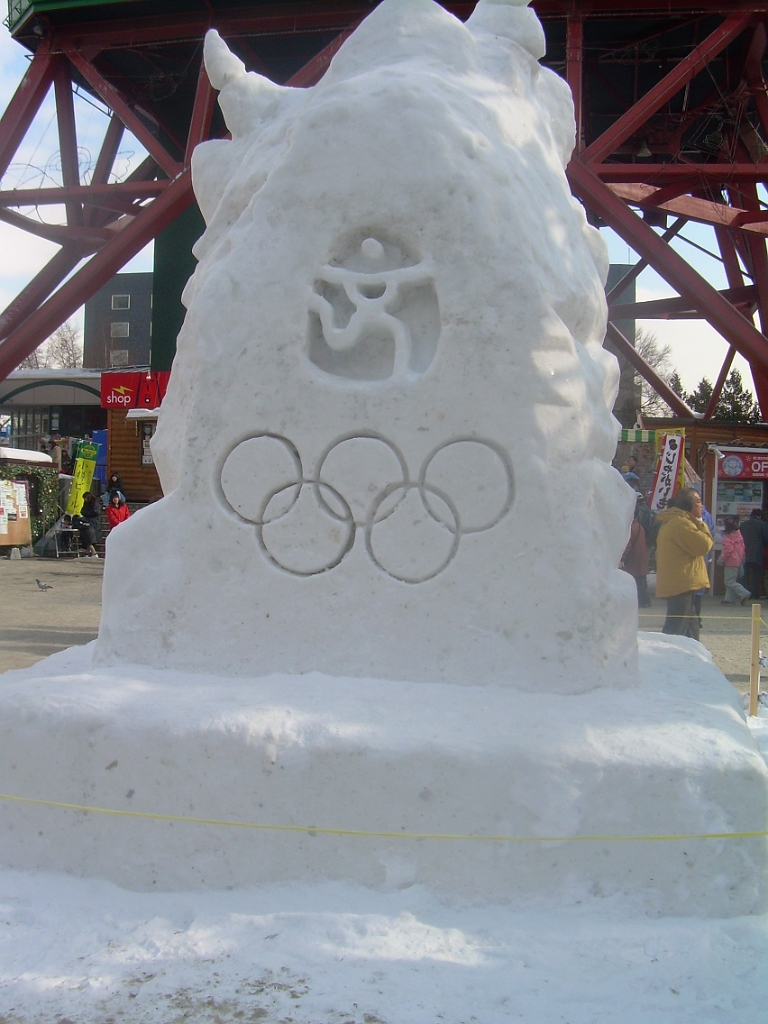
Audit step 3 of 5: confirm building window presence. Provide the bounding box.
[111,321,129,338]
[110,350,129,367]
[112,294,130,310]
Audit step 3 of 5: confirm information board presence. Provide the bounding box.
[0,478,31,546]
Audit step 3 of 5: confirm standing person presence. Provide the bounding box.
[106,491,131,530]
[720,518,751,605]
[739,509,768,599]
[655,487,713,641]
[620,501,651,607]
[77,491,102,558]
[693,502,716,629]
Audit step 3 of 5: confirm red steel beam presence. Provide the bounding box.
[63,46,182,179]
[0,181,167,206]
[90,115,124,187]
[52,58,83,227]
[605,217,686,303]
[287,24,360,87]
[704,344,737,417]
[85,114,125,226]
[0,40,54,181]
[185,61,216,167]
[594,163,768,183]
[705,204,742,418]
[0,205,107,246]
[0,22,360,379]
[580,11,754,165]
[609,283,757,319]
[0,245,83,342]
[31,3,477,51]
[605,321,697,418]
[606,181,768,235]
[0,173,194,380]
[42,3,380,49]
[568,159,768,374]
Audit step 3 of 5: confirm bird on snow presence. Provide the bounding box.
[35,579,53,591]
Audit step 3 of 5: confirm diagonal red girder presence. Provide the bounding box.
[85,114,125,226]
[569,159,768,417]
[52,57,83,228]
[606,322,697,418]
[581,12,754,164]
[62,46,182,180]
[185,62,217,168]
[0,174,194,381]
[0,182,167,207]
[0,40,55,182]
[0,22,360,380]
[0,246,83,343]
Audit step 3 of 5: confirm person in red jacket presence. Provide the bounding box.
[106,491,131,530]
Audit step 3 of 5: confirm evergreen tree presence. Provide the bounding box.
[713,369,760,423]
[668,370,686,399]
[687,377,714,414]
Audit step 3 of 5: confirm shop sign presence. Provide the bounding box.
[648,433,684,512]
[101,371,170,409]
[719,452,768,480]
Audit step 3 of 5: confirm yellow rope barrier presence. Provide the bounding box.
[1,793,765,843]
[637,614,758,621]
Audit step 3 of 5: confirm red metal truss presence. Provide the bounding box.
[567,7,768,420]
[0,15,357,379]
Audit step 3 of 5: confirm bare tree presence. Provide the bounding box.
[634,329,676,417]
[16,321,82,370]
[46,321,83,368]
[18,345,50,369]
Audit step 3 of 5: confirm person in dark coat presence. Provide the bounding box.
[620,502,651,607]
[77,492,102,558]
[102,472,126,508]
[739,509,768,599]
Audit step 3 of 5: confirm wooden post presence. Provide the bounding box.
[749,603,761,717]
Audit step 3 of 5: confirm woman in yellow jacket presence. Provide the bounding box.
[655,487,713,641]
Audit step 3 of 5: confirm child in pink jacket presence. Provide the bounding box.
[720,518,750,605]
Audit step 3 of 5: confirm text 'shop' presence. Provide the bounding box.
[219,434,514,583]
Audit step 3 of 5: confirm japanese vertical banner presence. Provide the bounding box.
[66,441,100,516]
[648,433,685,512]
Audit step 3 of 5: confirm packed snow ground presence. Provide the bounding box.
[1,865,767,1024]
[0,693,766,1022]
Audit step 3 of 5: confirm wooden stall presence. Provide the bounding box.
[106,408,162,503]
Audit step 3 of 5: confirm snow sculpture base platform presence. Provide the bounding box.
[1,635,766,918]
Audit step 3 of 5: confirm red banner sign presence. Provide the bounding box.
[719,452,768,480]
[101,371,170,410]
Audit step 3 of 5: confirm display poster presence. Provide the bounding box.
[648,433,685,512]
[716,480,763,518]
[65,441,100,516]
[0,478,31,545]
[141,421,155,466]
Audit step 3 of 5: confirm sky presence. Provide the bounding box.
[0,21,759,397]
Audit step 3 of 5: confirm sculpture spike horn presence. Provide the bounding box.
[203,28,290,138]
[204,29,246,91]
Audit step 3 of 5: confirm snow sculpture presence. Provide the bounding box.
[3,0,767,919]
[96,0,638,692]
